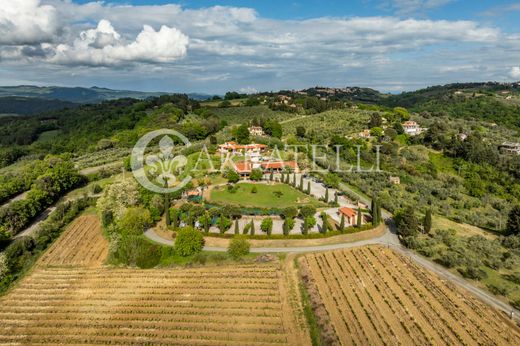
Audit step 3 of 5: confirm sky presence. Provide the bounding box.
[0,0,520,94]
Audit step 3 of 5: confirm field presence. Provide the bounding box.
[38,215,108,267]
[300,245,520,345]
[209,182,324,208]
[0,214,307,345]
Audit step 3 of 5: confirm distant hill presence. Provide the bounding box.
[0,85,212,104]
[0,97,78,116]
[381,82,520,129]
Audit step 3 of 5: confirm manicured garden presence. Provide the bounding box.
[209,182,324,208]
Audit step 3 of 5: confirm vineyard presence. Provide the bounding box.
[0,265,303,345]
[300,245,520,346]
[38,215,108,267]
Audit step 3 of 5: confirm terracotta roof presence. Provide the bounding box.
[261,161,298,170]
[187,190,200,196]
[339,207,356,218]
[234,162,252,173]
[219,142,266,151]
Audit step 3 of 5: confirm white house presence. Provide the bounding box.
[402,121,427,136]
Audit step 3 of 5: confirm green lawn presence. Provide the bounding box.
[210,182,324,208]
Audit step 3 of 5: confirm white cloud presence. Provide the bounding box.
[0,0,58,45]
[511,67,520,79]
[51,20,189,66]
[380,0,455,15]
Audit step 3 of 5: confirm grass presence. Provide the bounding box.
[209,182,323,208]
[432,215,497,240]
[429,152,456,174]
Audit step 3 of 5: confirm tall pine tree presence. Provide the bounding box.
[357,207,362,227]
[423,208,432,234]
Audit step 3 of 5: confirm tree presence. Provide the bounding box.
[282,206,298,219]
[164,192,170,226]
[334,192,338,205]
[300,205,316,218]
[175,227,204,256]
[293,173,297,187]
[393,107,410,121]
[224,168,240,183]
[280,172,285,183]
[369,113,383,128]
[170,208,179,229]
[250,168,263,181]
[324,187,329,202]
[507,205,520,236]
[304,216,316,235]
[283,218,295,236]
[296,126,306,138]
[299,175,304,191]
[269,170,274,181]
[218,214,231,234]
[202,212,210,233]
[117,207,152,236]
[250,219,255,235]
[371,197,379,226]
[261,218,273,235]
[423,208,432,234]
[263,119,283,138]
[228,236,251,259]
[307,181,311,194]
[234,124,250,144]
[370,127,384,138]
[357,207,362,227]
[339,214,345,232]
[395,206,419,237]
[320,212,328,233]
[234,219,239,235]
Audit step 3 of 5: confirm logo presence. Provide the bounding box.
[131,129,192,193]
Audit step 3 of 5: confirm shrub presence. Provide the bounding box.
[117,207,152,236]
[435,250,464,268]
[91,184,102,194]
[228,236,251,259]
[457,266,488,280]
[261,218,273,235]
[250,169,263,181]
[486,283,508,296]
[251,186,258,194]
[193,252,208,265]
[175,227,205,256]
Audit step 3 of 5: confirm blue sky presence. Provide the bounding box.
[1,1,520,93]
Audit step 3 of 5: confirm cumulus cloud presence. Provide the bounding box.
[0,0,58,45]
[511,67,520,79]
[51,20,189,66]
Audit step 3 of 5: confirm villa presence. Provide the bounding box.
[358,129,372,138]
[261,161,299,173]
[248,126,264,136]
[389,176,400,185]
[500,142,520,155]
[218,141,267,154]
[402,121,427,136]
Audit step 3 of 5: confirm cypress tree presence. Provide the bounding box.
[250,219,255,236]
[334,192,338,205]
[321,212,328,233]
[307,181,311,194]
[377,203,382,226]
[324,188,329,202]
[281,172,284,183]
[424,208,432,234]
[234,219,239,234]
[371,199,378,226]
[357,207,362,227]
[204,213,210,234]
[270,170,274,181]
[339,214,345,232]
[165,194,170,226]
[293,173,297,187]
[171,209,179,229]
[285,173,290,184]
[299,175,304,191]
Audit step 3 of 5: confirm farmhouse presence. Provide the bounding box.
[499,142,520,155]
[218,141,267,154]
[402,121,427,136]
[389,176,400,185]
[338,207,360,226]
[248,126,264,136]
[358,129,372,138]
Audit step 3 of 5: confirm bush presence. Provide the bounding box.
[457,266,488,280]
[193,252,208,265]
[251,186,258,194]
[486,282,508,296]
[117,207,152,236]
[91,184,102,194]
[228,236,251,259]
[175,227,205,256]
[260,218,273,235]
[435,250,464,268]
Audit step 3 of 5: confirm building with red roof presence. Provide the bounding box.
[338,207,359,226]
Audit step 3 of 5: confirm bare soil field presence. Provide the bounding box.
[38,215,108,267]
[300,245,520,346]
